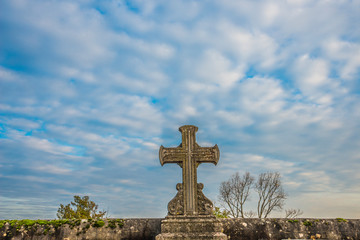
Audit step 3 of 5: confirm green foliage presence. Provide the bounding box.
[57,195,106,219]
[0,220,6,229]
[92,219,105,228]
[116,219,124,228]
[0,219,84,233]
[107,220,116,229]
[303,220,312,227]
[0,218,125,238]
[107,219,125,229]
[336,218,348,222]
[74,219,81,226]
[287,219,299,223]
[36,220,49,225]
[107,219,117,229]
[48,219,67,228]
[17,219,36,228]
[84,223,91,229]
[213,206,230,218]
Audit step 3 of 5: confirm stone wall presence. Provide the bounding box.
[221,218,360,240]
[0,219,161,240]
[1,218,359,240]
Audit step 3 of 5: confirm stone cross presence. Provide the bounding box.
[159,125,219,216]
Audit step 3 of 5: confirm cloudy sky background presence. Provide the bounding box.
[1,0,360,219]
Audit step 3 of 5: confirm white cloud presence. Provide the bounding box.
[215,21,280,70]
[289,192,360,218]
[216,111,253,127]
[46,125,131,162]
[195,50,244,88]
[291,54,350,105]
[0,117,41,131]
[295,55,330,88]
[297,171,331,192]
[324,38,360,80]
[100,1,156,33]
[113,33,175,60]
[5,130,75,156]
[3,175,58,184]
[60,66,96,83]
[221,153,298,175]
[262,2,280,26]
[0,66,19,82]
[34,164,72,175]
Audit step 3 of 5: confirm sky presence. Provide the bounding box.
[0,0,360,220]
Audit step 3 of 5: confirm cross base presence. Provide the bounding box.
[167,183,213,216]
[156,216,228,240]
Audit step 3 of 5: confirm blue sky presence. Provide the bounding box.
[1,0,360,219]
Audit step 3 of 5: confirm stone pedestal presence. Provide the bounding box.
[156,216,228,240]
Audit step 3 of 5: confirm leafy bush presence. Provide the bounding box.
[57,195,106,219]
[213,206,230,218]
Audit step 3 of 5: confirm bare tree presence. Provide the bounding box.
[219,172,254,218]
[285,208,303,218]
[244,210,256,218]
[255,172,286,218]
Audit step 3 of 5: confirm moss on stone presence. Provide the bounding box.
[287,219,299,223]
[303,220,312,227]
[336,218,348,222]
[92,219,105,228]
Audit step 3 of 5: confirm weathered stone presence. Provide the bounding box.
[2,218,359,240]
[159,125,219,217]
[160,217,222,233]
[0,218,162,240]
[220,218,360,240]
[167,183,213,216]
[157,125,227,239]
[156,232,227,240]
[167,183,184,215]
[156,216,227,240]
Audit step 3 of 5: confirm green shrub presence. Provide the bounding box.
[213,207,230,218]
[303,220,312,227]
[57,195,106,219]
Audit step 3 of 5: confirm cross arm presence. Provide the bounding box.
[193,144,220,165]
[159,145,186,166]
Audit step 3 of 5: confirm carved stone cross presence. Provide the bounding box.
[159,125,219,216]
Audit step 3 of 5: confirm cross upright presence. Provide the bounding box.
[159,125,219,216]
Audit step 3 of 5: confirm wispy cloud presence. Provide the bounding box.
[1,0,359,219]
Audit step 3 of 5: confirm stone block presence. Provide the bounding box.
[156,216,228,240]
[156,232,228,240]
